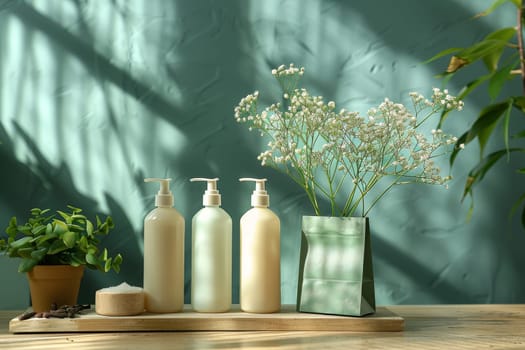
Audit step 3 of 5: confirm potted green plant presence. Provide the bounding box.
[234,64,464,316]
[0,205,123,312]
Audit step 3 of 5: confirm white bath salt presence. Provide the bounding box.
[96,282,144,316]
[98,282,143,294]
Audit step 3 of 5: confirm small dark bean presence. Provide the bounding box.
[47,311,68,318]
[18,311,36,320]
[18,303,91,321]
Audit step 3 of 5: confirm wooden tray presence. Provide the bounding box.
[9,305,404,333]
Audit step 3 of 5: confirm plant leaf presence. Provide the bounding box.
[86,252,99,266]
[513,96,525,113]
[57,210,72,224]
[112,254,123,273]
[17,225,32,235]
[62,231,76,248]
[17,247,33,259]
[53,220,68,235]
[86,220,94,237]
[502,100,512,158]
[475,0,520,18]
[9,236,32,249]
[481,27,516,72]
[462,148,523,200]
[100,248,108,261]
[451,39,510,73]
[34,232,57,246]
[104,257,112,273]
[424,47,463,64]
[450,132,468,166]
[67,205,82,213]
[47,239,68,255]
[30,225,47,236]
[30,247,48,261]
[447,56,470,73]
[18,258,38,273]
[70,253,85,266]
[488,59,519,100]
[466,100,511,149]
[438,74,491,128]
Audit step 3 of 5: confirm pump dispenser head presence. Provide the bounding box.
[190,177,221,206]
[144,178,174,207]
[239,178,269,207]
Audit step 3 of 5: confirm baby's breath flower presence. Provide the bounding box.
[234,64,463,216]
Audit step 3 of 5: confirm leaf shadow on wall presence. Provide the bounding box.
[0,122,143,305]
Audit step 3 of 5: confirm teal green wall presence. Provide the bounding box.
[1,0,524,309]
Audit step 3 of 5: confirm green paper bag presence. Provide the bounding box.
[297,216,375,317]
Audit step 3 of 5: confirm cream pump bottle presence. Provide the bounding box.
[239,178,281,313]
[190,178,232,312]
[143,178,185,313]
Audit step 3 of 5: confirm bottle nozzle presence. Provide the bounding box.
[239,178,269,207]
[190,177,221,206]
[145,178,174,207]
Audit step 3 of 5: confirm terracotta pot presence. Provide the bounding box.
[27,265,84,312]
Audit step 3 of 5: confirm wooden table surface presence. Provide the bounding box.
[1,305,524,349]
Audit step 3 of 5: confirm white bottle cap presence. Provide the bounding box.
[239,178,269,207]
[144,178,174,207]
[190,178,221,206]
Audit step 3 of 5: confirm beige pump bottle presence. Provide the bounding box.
[239,178,281,313]
[143,178,185,313]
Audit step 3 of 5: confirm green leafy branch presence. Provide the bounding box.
[427,0,525,227]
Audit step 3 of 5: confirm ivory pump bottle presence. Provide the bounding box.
[143,178,185,313]
[190,178,232,312]
[239,178,281,313]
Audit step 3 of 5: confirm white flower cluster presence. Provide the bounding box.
[234,64,464,216]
